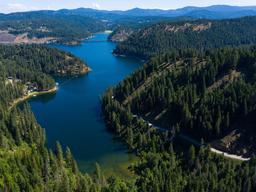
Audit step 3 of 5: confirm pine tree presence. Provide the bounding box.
[188,145,196,166]
[243,99,248,116]
[55,141,64,167]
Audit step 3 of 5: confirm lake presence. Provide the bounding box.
[29,33,142,177]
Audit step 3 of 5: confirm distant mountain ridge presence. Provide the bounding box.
[55,5,256,19]
[1,5,256,20]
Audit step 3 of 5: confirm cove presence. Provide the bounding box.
[28,33,142,177]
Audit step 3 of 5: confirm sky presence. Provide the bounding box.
[0,0,256,13]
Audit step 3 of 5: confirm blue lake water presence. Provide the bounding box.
[29,33,142,176]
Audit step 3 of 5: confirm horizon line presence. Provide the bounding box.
[1,4,256,14]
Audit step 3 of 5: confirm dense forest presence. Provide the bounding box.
[101,46,256,191]
[0,13,106,43]
[114,16,256,58]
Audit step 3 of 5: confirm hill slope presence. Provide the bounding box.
[105,46,256,157]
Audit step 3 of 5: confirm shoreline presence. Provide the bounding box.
[59,31,111,46]
[9,86,57,110]
[8,63,90,110]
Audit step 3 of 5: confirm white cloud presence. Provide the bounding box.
[7,3,26,11]
[92,3,100,9]
[4,3,38,13]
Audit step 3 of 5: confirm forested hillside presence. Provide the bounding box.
[108,46,256,157]
[102,46,256,191]
[114,16,256,58]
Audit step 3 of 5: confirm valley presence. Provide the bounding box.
[1,3,256,192]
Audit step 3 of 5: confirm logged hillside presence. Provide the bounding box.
[0,13,106,44]
[105,46,256,157]
[101,46,256,192]
[108,16,191,42]
[114,16,256,59]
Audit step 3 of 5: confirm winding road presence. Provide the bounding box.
[136,115,251,161]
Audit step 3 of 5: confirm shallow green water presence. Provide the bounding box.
[29,33,142,175]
